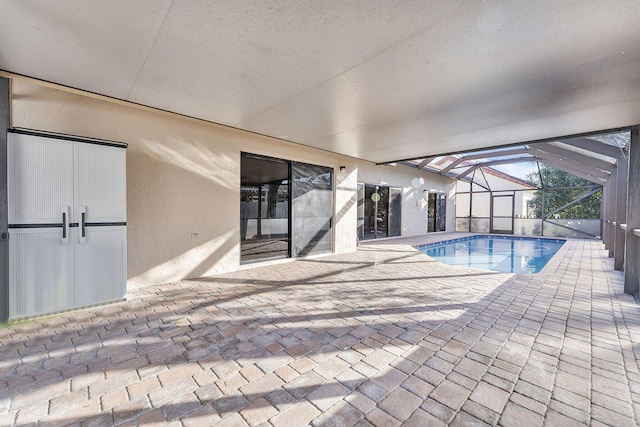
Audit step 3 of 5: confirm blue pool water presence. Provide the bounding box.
[416,236,565,274]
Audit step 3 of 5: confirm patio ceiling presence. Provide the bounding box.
[1,2,640,163]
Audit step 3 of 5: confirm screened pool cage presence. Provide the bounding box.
[455,171,602,239]
[397,132,629,239]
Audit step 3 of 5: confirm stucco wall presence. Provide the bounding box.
[357,162,456,236]
[9,79,455,287]
[10,80,361,287]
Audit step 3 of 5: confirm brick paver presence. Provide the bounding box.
[0,235,639,426]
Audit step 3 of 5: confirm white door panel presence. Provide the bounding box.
[75,143,127,223]
[74,226,127,306]
[9,228,74,319]
[8,133,74,224]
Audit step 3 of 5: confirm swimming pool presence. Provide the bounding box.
[416,236,565,274]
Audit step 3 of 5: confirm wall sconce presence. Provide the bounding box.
[339,166,346,171]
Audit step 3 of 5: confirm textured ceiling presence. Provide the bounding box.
[2,1,640,163]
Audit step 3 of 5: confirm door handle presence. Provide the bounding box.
[61,206,70,245]
[79,205,87,244]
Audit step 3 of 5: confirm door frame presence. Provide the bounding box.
[427,192,447,232]
[490,193,515,234]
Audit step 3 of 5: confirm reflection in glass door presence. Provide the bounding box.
[363,185,377,239]
[240,154,290,262]
[291,163,333,256]
[376,186,390,238]
[389,188,402,237]
[436,194,447,231]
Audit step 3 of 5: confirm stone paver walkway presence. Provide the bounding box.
[1,235,640,426]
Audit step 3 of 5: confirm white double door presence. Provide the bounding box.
[8,132,127,319]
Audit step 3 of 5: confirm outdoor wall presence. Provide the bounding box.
[10,79,360,288]
[357,162,456,236]
[8,78,454,288]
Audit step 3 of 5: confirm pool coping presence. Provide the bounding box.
[413,234,566,250]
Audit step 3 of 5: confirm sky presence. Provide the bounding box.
[491,161,539,180]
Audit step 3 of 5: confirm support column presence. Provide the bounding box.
[0,78,9,322]
[614,147,628,271]
[624,126,640,295]
[602,176,609,251]
[468,182,473,232]
[541,188,546,236]
[606,169,617,256]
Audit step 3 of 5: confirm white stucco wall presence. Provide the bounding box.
[357,162,456,236]
[9,78,455,287]
[10,80,361,287]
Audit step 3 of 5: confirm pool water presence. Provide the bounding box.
[417,236,565,274]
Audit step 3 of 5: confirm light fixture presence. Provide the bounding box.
[339,166,346,171]
[411,177,425,189]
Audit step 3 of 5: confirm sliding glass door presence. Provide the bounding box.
[358,184,401,240]
[428,193,447,232]
[241,153,333,263]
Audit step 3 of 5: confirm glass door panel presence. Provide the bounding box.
[363,185,377,240]
[291,163,333,256]
[357,184,365,240]
[376,187,389,238]
[428,193,436,232]
[359,184,401,239]
[436,193,447,231]
[240,154,290,262]
[388,188,402,237]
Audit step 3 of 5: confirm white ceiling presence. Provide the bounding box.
[2,1,640,163]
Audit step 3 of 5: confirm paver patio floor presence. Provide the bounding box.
[1,235,640,426]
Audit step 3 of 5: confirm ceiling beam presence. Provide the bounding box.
[453,150,610,184]
[534,143,616,172]
[459,146,530,161]
[440,147,530,175]
[558,137,625,160]
[534,157,607,184]
[384,127,631,166]
[454,156,537,179]
[528,147,610,180]
[416,157,437,169]
[439,157,467,175]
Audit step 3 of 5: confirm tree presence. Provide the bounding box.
[526,165,601,219]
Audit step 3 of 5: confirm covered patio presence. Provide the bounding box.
[2,5,640,425]
[1,234,638,426]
